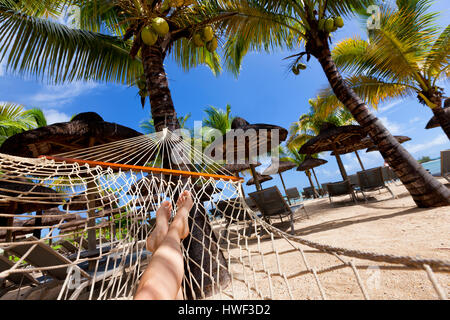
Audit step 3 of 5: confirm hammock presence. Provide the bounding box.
[0,129,448,300]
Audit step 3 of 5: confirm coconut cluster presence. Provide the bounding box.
[192,26,219,52]
[318,16,344,33]
[292,62,307,75]
[141,17,170,46]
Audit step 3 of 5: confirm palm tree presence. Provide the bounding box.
[0,0,239,132]
[279,145,319,198]
[0,103,46,144]
[201,104,234,144]
[140,113,191,134]
[212,0,449,207]
[314,1,450,139]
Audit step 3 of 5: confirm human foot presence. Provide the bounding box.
[171,190,193,240]
[147,201,172,252]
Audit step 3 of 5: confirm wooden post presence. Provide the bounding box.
[249,164,262,191]
[311,168,321,195]
[33,210,42,239]
[333,147,348,181]
[278,172,292,205]
[354,150,366,171]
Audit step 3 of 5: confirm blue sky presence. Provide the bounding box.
[0,1,449,195]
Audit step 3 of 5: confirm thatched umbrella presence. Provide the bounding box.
[63,191,118,211]
[0,112,142,268]
[366,136,412,153]
[205,118,288,191]
[299,122,366,180]
[246,173,273,187]
[262,161,296,204]
[0,177,65,243]
[425,98,450,130]
[297,156,328,197]
[0,208,74,241]
[0,112,142,159]
[222,161,262,197]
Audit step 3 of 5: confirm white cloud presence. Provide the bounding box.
[377,100,402,114]
[26,82,100,108]
[406,134,449,154]
[409,117,422,124]
[44,109,71,124]
[379,116,402,135]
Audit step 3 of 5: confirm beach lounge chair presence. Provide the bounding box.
[216,199,254,236]
[326,180,360,205]
[303,187,316,199]
[5,236,90,281]
[245,197,259,212]
[0,254,38,287]
[249,186,308,235]
[285,187,302,204]
[357,167,396,199]
[348,174,359,188]
[60,240,79,254]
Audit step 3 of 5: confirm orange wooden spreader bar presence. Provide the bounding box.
[40,155,243,182]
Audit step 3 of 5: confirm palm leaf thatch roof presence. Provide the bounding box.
[0,177,64,214]
[0,112,142,158]
[297,156,328,171]
[262,161,296,175]
[205,118,288,162]
[222,161,262,174]
[366,136,412,152]
[246,173,273,186]
[298,122,366,154]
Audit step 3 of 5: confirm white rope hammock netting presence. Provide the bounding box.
[0,129,448,300]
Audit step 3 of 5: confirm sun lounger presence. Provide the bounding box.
[215,198,254,236]
[326,180,360,205]
[0,254,38,286]
[348,174,359,187]
[60,240,79,254]
[245,197,259,212]
[303,187,316,199]
[357,167,395,199]
[285,187,302,204]
[5,236,90,281]
[249,186,308,235]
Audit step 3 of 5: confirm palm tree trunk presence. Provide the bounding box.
[313,45,449,207]
[140,44,230,298]
[429,97,450,140]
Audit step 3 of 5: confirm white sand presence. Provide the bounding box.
[211,178,450,300]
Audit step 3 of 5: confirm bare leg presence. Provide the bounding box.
[147,201,172,252]
[134,191,193,300]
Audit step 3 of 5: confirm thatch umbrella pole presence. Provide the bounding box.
[236,172,246,198]
[354,151,365,171]
[311,168,321,191]
[278,172,292,205]
[333,146,348,181]
[306,170,319,198]
[32,210,43,239]
[249,164,262,191]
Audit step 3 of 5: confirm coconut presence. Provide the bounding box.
[203,26,214,42]
[334,16,344,28]
[297,63,307,70]
[325,18,334,33]
[193,33,204,47]
[292,65,299,75]
[152,17,169,36]
[137,79,146,90]
[141,27,158,46]
[318,19,325,31]
[206,37,218,52]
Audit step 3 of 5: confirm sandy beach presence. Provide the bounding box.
[210,178,450,300]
